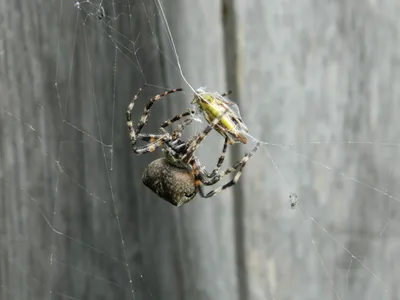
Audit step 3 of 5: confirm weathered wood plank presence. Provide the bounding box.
[1,0,237,300]
[233,1,400,299]
[3,0,400,299]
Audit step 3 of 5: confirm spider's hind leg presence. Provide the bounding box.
[192,142,261,198]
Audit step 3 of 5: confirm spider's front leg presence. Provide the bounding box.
[131,133,170,154]
[209,137,229,178]
[126,86,183,152]
[181,106,231,162]
[132,115,194,156]
[160,109,195,129]
[189,136,229,183]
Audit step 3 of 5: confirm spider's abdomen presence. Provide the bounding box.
[142,158,196,206]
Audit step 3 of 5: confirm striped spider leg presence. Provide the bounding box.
[127,86,192,154]
[128,86,260,203]
[126,84,228,178]
[141,115,234,206]
[176,108,260,199]
[193,143,260,198]
[188,138,260,199]
[126,86,228,178]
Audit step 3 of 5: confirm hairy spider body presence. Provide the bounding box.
[192,88,249,145]
[127,86,260,205]
[142,158,196,206]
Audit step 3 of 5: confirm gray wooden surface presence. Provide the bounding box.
[1,0,399,299]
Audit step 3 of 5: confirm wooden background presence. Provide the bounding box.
[1,0,400,299]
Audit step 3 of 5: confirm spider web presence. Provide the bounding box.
[1,0,400,300]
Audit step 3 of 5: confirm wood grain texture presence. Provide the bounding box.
[1,0,235,300]
[232,0,400,299]
[2,0,400,300]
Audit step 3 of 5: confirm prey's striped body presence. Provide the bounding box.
[192,88,249,145]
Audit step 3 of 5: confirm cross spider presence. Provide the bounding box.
[126,86,260,206]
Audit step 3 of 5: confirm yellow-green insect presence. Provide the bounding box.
[191,88,249,145]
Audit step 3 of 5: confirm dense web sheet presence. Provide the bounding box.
[1,0,400,299]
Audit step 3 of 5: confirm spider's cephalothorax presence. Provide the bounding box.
[127,86,260,206]
[191,88,249,145]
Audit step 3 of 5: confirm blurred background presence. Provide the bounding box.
[2,0,400,299]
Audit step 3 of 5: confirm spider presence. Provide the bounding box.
[127,86,260,206]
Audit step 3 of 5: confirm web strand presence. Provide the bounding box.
[1,0,398,299]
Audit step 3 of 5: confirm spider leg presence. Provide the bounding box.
[127,87,144,145]
[137,133,165,143]
[208,141,260,184]
[189,157,221,185]
[134,115,193,157]
[170,118,193,139]
[126,86,183,150]
[209,137,229,177]
[135,88,183,135]
[193,136,229,179]
[160,109,195,129]
[191,141,261,197]
[132,134,170,154]
[182,107,230,162]
[163,118,193,149]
